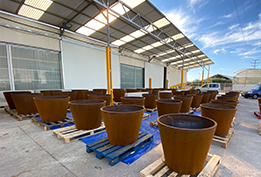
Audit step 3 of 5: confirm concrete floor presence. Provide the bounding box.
[0,96,261,177]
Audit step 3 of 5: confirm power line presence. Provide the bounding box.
[251,59,259,68]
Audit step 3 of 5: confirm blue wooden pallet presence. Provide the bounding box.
[86,132,153,166]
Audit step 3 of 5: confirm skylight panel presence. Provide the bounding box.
[192,49,201,54]
[151,41,163,47]
[111,2,130,15]
[95,13,107,24]
[76,26,96,36]
[142,45,153,51]
[111,40,126,46]
[85,19,105,31]
[198,54,205,58]
[121,0,145,8]
[130,30,146,38]
[134,48,145,53]
[172,33,184,40]
[18,6,44,20]
[153,18,170,28]
[121,35,135,42]
[184,43,194,48]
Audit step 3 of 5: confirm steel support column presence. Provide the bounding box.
[201,69,204,86]
[207,65,210,83]
[181,70,184,90]
[149,78,152,88]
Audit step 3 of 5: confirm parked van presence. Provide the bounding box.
[196,83,221,93]
[241,84,261,99]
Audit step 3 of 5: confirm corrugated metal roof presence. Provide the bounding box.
[0,0,214,70]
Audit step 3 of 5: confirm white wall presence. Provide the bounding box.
[145,62,164,88]
[166,67,187,88]
[62,40,120,89]
[232,84,255,91]
[120,55,144,68]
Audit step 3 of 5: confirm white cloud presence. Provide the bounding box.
[214,48,227,55]
[214,49,220,55]
[187,0,210,11]
[238,48,261,56]
[228,24,239,30]
[223,13,233,18]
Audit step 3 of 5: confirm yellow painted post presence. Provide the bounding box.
[166,79,169,89]
[201,69,204,86]
[181,70,183,90]
[149,78,152,88]
[106,47,113,105]
[207,70,210,83]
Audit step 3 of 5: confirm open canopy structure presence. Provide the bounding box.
[0,0,214,70]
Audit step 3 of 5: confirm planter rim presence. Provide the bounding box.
[142,94,158,96]
[157,113,217,131]
[121,96,145,99]
[201,103,237,110]
[10,93,39,95]
[88,94,111,96]
[101,104,144,113]
[211,99,238,103]
[201,92,210,95]
[174,95,193,98]
[69,99,105,105]
[156,99,182,104]
[222,95,237,97]
[34,96,69,100]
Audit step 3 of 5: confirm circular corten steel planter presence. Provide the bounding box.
[145,89,153,94]
[226,92,240,100]
[153,89,161,94]
[174,95,193,113]
[143,94,158,109]
[184,90,191,95]
[207,90,217,101]
[113,90,126,102]
[211,99,239,107]
[188,94,203,108]
[72,89,88,100]
[86,91,103,95]
[34,96,69,122]
[159,92,172,99]
[88,94,111,106]
[101,104,145,146]
[113,89,125,92]
[69,100,106,130]
[121,97,145,106]
[190,90,199,94]
[137,88,146,92]
[53,91,77,101]
[3,91,31,109]
[172,91,185,96]
[156,99,182,116]
[93,89,107,94]
[200,103,236,136]
[158,114,217,175]
[217,95,237,101]
[11,93,43,114]
[126,89,141,93]
[40,90,62,96]
[201,92,210,103]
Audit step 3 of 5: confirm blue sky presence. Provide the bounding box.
[150,0,261,81]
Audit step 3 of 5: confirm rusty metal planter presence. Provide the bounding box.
[174,95,193,113]
[121,97,145,106]
[4,91,31,109]
[156,99,182,116]
[143,94,158,109]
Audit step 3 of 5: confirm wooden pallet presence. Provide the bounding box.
[140,153,221,177]
[231,117,236,127]
[254,111,261,119]
[52,122,106,143]
[191,107,200,112]
[150,120,158,127]
[4,106,38,121]
[258,122,261,135]
[113,101,122,105]
[143,113,151,120]
[213,128,234,148]
[31,117,74,131]
[145,108,157,112]
[86,132,153,166]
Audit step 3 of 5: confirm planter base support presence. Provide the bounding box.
[4,106,38,121]
[212,128,234,148]
[140,153,221,177]
[145,108,157,112]
[254,111,261,119]
[258,123,261,135]
[86,132,153,166]
[52,122,106,143]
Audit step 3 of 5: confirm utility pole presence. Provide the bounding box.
[251,59,259,69]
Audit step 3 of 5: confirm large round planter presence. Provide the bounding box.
[201,103,237,136]
[88,94,111,106]
[145,89,153,94]
[217,95,237,101]
[53,91,77,101]
[184,90,191,95]
[11,93,43,114]
[113,89,125,92]
[211,99,239,107]
[69,100,105,130]
[3,91,31,109]
[142,94,158,109]
[227,91,240,100]
[156,99,182,116]
[153,89,161,94]
[121,97,145,106]
[40,90,62,96]
[188,94,203,108]
[113,90,126,102]
[72,89,88,100]
[190,90,199,94]
[158,114,217,175]
[34,96,69,122]
[207,90,217,101]
[159,92,172,99]
[126,89,141,93]
[136,88,146,92]
[86,91,103,95]
[201,92,210,103]
[174,95,193,113]
[172,91,185,96]
[101,104,145,145]
[93,89,107,94]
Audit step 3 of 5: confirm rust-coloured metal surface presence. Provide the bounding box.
[40,90,62,96]
[152,89,161,94]
[156,99,182,116]
[226,91,240,100]
[34,96,69,122]
[201,103,237,136]
[86,91,103,95]
[142,94,158,109]
[53,91,77,101]
[113,90,126,102]
[190,90,199,94]
[207,90,217,101]
[159,92,172,99]
[101,104,145,146]
[174,95,193,113]
[211,99,239,107]
[172,91,185,95]
[121,97,145,106]
[88,94,112,106]
[93,89,107,94]
[158,114,217,175]
[126,89,141,93]
[217,95,237,101]
[188,94,203,108]
[69,100,105,130]
[145,89,153,94]
[201,92,210,103]
[3,91,31,109]
[72,89,89,100]
[184,90,191,95]
[11,93,43,114]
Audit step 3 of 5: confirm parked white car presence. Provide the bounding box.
[195,83,221,93]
